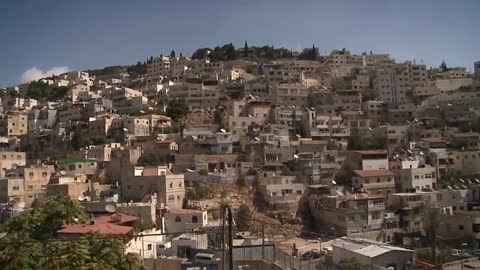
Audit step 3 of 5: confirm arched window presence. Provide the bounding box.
[175,216,181,222]
[169,182,173,188]
[192,216,198,223]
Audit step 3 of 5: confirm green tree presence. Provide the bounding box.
[0,197,145,270]
[138,153,166,166]
[425,208,443,263]
[166,98,190,122]
[244,40,249,58]
[440,60,448,71]
[198,169,208,176]
[236,173,247,189]
[27,80,51,100]
[191,48,211,60]
[170,50,176,58]
[235,204,252,231]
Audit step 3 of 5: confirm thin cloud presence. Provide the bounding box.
[20,66,70,83]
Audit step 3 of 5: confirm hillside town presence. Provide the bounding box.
[2,43,480,270]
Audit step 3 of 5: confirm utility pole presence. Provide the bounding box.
[221,204,234,270]
[262,222,265,260]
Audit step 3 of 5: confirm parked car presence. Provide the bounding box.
[301,250,322,260]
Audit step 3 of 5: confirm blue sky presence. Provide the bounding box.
[1,0,479,87]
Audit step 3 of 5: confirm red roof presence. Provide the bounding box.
[352,150,387,155]
[95,213,140,225]
[57,223,132,235]
[353,169,394,178]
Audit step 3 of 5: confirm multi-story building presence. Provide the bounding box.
[345,150,389,171]
[307,185,398,240]
[257,175,304,210]
[270,83,310,107]
[335,89,362,111]
[0,177,24,204]
[352,169,396,196]
[389,159,437,192]
[374,62,427,105]
[0,111,28,136]
[120,166,185,208]
[0,151,26,177]
[56,157,98,177]
[169,78,220,109]
[111,116,150,136]
[301,108,350,140]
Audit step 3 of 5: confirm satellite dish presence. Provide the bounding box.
[296,134,301,138]
[220,129,226,133]
[447,185,452,190]
[331,180,337,185]
[475,178,480,184]
[186,168,195,173]
[85,196,91,202]
[459,178,465,184]
[78,195,86,201]
[140,110,145,113]
[105,204,117,213]
[254,137,260,141]
[123,128,129,132]
[368,127,373,131]
[293,154,299,159]
[59,170,67,176]
[310,107,315,111]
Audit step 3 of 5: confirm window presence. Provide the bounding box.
[192,216,199,223]
[42,172,48,177]
[372,212,381,220]
[127,185,132,190]
[27,185,33,191]
[147,244,152,251]
[12,186,20,191]
[169,182,173,188]
[29,172,34,177]
[175,216,181,222]
[459,225,464,231]
[168,195,175,202]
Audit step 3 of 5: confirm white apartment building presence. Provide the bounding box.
[389,159,437,192]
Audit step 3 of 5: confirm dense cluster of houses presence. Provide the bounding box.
[1,47,480,269]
